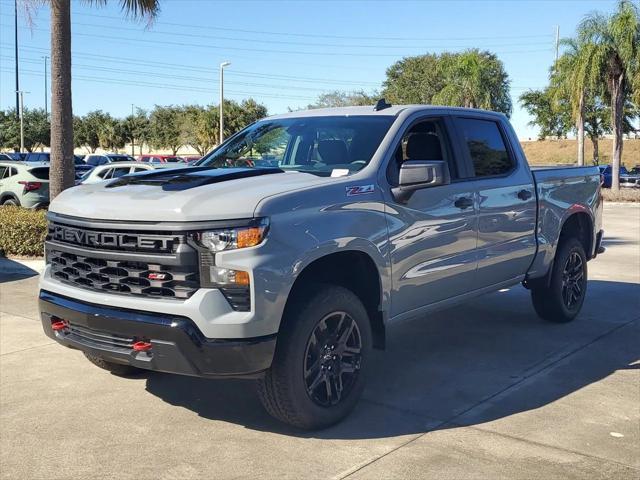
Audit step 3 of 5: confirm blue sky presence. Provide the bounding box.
[0,0,624,139]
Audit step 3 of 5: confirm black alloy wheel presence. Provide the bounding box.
[561,251,585,310]
[303,311,362,407]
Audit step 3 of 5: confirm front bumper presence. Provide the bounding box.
[40,290,276,378]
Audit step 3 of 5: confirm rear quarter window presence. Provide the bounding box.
[456,118,514,177]
[28,167,50,180]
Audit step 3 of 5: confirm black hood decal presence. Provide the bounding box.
[105,167,284,191]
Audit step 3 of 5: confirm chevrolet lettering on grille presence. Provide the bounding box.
[50,225,173,251]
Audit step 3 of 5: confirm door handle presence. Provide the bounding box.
[517,189,532,201]
[454,196,473,209]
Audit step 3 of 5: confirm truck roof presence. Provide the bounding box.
[267,104,507,120]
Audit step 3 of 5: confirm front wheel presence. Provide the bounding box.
[531,237,587,323]
[257,284,372,430]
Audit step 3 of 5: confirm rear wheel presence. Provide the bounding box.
[531,237,587,323]
[2,197,19,206]
[83,352,140,376]
[257,284,372,430]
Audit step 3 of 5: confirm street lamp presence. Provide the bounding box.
[16,90,29,152]
[42,55,49,117]
[131,103,135,156]
[219,61,231,144]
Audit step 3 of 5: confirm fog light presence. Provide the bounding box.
[209,267,250,286]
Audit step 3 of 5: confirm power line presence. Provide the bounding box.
[0,20,554,58]
[0,14,553,50]
[0,54,362,93]
[0,67,318,101]
[0,45,382,86]
[0,59,543,95]
[0,4,555,43]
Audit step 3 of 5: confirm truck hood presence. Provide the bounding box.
[50,167,329,222]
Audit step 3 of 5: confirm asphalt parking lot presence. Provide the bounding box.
[1,203,638,480]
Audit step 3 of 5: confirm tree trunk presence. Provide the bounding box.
[49,0,74,200]
[610,75,624,191]
[591,135,599,165]
[576,92,585,166]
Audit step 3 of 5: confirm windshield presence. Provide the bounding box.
[198,115,394,176]
[108,155,135,162]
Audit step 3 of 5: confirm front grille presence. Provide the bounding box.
[47,222,183,254]
[49,250,198,299]
[67,322,134,353]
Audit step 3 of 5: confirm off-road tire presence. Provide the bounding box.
[83,352,140,376]
[531,237,587,323]
[257,284,372,430]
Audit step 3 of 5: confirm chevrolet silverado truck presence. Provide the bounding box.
[39,104,604,429]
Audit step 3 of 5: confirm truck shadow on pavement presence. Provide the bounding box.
[143,279,640,439]
[0,257,39,283]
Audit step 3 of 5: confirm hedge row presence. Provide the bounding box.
[0,206,48,257]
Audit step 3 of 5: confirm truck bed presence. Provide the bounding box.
[527,165,602,278]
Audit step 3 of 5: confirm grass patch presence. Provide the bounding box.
[0,206,48,257]
[521,138,640,167]
[602,188,640,203]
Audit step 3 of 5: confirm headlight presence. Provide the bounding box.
[197,218,269,252]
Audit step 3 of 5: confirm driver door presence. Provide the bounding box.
[384,116,479,318]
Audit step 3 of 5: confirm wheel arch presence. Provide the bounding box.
[0,192,21,205]
[559,211,594,259]
[284,250,386,349]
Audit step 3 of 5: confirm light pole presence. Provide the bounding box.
[14,0,19,118]
[16,90,29,152]
[42,55,49,117]
[219,61,231,145]
[131,103,135,156]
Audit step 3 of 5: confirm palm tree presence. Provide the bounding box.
[575,0,639,190]
[48,0,159,199]
[433,49,512,117]
[553,39,589,166]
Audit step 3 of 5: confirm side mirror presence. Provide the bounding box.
[392,160,451,203]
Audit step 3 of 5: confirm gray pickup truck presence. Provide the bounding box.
[39,104,603,429]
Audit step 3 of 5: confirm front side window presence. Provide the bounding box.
[199,116,395,176]
[388,118,456,186]
[112,167,130,178]
[98,168,113,179]
[456,118,513,177]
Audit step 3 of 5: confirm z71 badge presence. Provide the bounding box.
[345,184,375,196]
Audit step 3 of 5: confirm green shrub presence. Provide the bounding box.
[0,206,48,257]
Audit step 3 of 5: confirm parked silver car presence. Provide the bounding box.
[77,161,186,185]
[0,161,50,208]
[84,154,136,167]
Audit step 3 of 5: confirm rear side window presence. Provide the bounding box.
[456,118,514,177]
[29,167,50,180]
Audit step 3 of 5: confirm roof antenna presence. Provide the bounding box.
[374,98,392,111]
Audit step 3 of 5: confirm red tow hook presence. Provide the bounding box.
[132,341,152,352]
[51,320,68,331]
